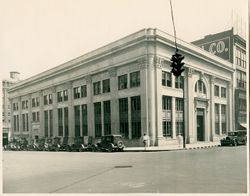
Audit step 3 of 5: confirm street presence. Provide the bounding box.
[3,146,247,193]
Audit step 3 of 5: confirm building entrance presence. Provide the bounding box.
[197,108,205,141]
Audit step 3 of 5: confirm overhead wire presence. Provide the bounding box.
[169,0,178,52]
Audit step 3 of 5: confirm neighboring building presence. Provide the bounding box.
[2,72,20,145]
[192,28,247,131]
[8,29,234,147]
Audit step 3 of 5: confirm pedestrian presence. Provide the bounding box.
[177,133,183,147]
[143,133,149,151]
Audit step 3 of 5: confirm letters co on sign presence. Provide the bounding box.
[200,37,230,61]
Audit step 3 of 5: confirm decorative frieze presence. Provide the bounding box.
[188,68,194,78]
[66,81,73,89]
[51,86,56,93]
[154,56,164,69]
[108,68,117,77]
[210,75,215,84]
[137,57,147,70]
[85,75,92,84]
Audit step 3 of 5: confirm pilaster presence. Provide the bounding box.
[137,58,148,139]
[28,94,32,141]
[171,97,176,139]
[18,97,22,134]
[109,68,119,135]
[154,56,164,146]
[86,76,94,138]
[52,86,58,137]
[210,76,215,140]
[186,68,194,143]
[227,81,233,133]
[67,81,74,139]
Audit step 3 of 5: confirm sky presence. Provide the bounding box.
[0,0,248,80]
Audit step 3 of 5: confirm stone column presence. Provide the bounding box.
[137,58,149,139]
[186,68,194,143]
[210,76,215,141]
[154,56,163,146]
[227,82,233,133]
[109,68,119,134]
[18,97,22,135]
[219,104,222,136]
[86,76,94,138]
[52,87,58,137]
[128,97,132,139]
[9,98,14,139]
[67,81,74,140]
[28,94,32,142]
[171,97,176,139]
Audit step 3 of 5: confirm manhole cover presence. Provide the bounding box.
[114,165,132,168]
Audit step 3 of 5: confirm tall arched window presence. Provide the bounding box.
[195,80,206,94]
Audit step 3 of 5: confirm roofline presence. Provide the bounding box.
[9,28,234,92]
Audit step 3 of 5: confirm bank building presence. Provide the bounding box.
[8,29,234,147]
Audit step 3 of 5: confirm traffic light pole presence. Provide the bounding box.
[183,76,186,149]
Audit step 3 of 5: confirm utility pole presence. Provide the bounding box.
[169,0,186,148]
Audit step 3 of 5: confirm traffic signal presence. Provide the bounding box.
[170,52,185,77]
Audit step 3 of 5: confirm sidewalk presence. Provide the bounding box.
[123,141,221,152]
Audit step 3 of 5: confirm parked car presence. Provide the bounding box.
[59,137,71,151]
[95,135,125,152]
[220,130,247,146]
[70,137,86,152]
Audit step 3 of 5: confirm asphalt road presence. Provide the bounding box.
[3,146,247,193]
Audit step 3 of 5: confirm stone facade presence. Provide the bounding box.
[8,29,234,147]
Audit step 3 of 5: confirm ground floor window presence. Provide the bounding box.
[215,104,220,135]
[103,101,111,135]
[44,111,49,137]
[176,121,183,136]
[94,102,102,137]
[119,98,129,138]
[163,121,172,137]
[74,105,80,137]
[131,96,141,138]
[82,104,88,136]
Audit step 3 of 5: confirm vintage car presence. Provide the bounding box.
[220,130,247,146]
[95,134,125,152]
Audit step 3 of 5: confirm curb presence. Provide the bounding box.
[123,144,220,152]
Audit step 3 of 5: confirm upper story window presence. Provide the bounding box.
[195,80,206,94]
[162,71,172,87]
[57,91,63,102]
[93,81,101,95]
[57,90,68,102]
[235,47,246,68]
[130,71,140,88]
[221,87,226,98]
[22,100,28,109]
[63,90,68,101]
[13,103,19,111]
[73,87,81,99]
[102,79,110,93]
[237,71,246,89]
[32,97,40,107]
[44,94,53,105]
[175,76,184,89]
[118,74,128,90]
[73,85,87,99]
[214,85,219,97]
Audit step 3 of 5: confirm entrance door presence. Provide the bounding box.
[197,108,204,141]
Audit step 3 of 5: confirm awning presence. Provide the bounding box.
[238,123,247,130]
